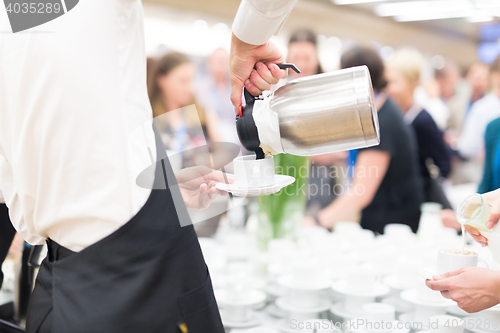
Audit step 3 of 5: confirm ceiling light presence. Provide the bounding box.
[333,0,385,4]
[375,1,474,17]
[467,15,495,22]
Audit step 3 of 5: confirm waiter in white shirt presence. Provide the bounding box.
[0,0,295,331]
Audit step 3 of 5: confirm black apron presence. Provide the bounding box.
[26,125,224,333]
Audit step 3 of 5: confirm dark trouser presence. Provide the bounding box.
[0,204,16,289]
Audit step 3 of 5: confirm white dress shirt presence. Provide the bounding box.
[0,0,155,251]
[458,93,500,160]
[232,0,297,45]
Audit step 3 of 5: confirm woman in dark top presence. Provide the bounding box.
[386,49,451,207]
[304,46,424,234]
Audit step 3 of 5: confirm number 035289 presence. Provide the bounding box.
[6,2,62,14]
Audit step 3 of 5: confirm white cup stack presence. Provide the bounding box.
[344,303,409,333]
[301,319,342,333]
[275,259,332,324]
[399,278,454,330]
[331,267,390,320]
[244,328,280,333]
[215,278,267,328]
[429,315,464,333]
[460,303,500,332]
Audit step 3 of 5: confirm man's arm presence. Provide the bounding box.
[230,0,297,108]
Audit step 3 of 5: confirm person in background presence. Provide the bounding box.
[287,29,323,79]
[196,48,240,147]
[447,62,491,185]
[303,46,424,234]
[148,52,221,168]
[283,29,347,214]
[386,49,452,208]
[414,62,460,132]
[458,56,500,163]
[478,117,500,194]
[435,62,462,104]
[447,62,490,137]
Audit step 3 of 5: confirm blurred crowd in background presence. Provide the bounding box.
[144,22,500,235]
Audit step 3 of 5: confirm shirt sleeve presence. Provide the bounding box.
[232,0,298,45]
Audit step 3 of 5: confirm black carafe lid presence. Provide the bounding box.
[235,64,300,160]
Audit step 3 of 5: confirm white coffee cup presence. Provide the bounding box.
[477,304,500,331]
[302,319,340,333]
[289,289,322,308]
[287,310,321,322]
[429,315,463,333]
[233,155,275,188]
[245,328,280,333]
[348,267,378,291]
[224,305,252,322]
[362,303,395,327]
[414,304,446,325]
[345,295,375,314]
[437,249,488,274]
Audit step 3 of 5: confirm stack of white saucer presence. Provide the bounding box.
[275,260,332,332]
[344,303,410,333]
[462,303,500,333]
[330,267,390,321]
[417,314,464,333]
[215,279,267,329]
[399,278,454,330]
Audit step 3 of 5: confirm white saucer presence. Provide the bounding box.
[463,316,499,333]
[266,283,287,299]
[215,289,267,307]
[381,296,415,313]
[220,309,263,328]
[275,297,331,313]
[216,175,295,197]
[383,275,416,291]
[344,319,410,333]
[332,280,390,297]
[398,312,429,330]
[276,319,304,333]
[399,289,454,307]
[329,303,359,320]
[266,303,288,318]
[277,274,331,291]
[417,267,437,281]
[446,304,469,318]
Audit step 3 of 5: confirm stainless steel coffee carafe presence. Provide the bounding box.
[236,65,380,158]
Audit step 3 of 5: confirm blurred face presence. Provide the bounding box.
[157,62,196,108]
[385,68,417,111]
[287,41,319,77]
[467,63,489,95]
[208,49,229,80]
[436,70,460,100]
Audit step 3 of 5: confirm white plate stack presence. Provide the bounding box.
[399,278,454,330]
[215,281,267,329]
[462,303,500,333]
[345,303,410,333]
[275,260,332,332]
[330,267,390,321]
